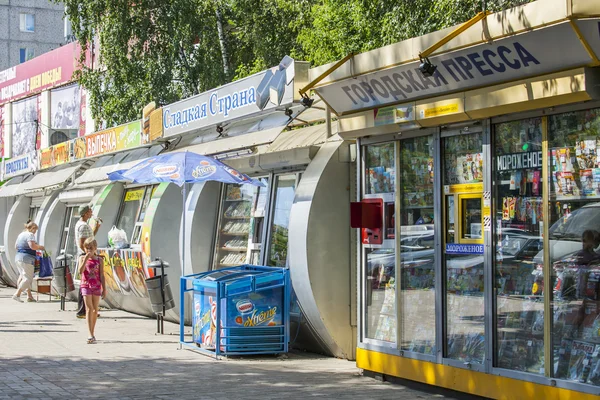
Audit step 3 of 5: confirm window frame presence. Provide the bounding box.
[19,13,35,33]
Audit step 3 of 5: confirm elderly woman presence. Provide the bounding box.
[12,220,45,302]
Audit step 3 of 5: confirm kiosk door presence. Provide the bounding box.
[442,132,486,368]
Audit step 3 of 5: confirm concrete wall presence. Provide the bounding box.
[0,1,65,70]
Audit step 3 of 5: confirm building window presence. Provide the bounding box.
[19,13,35,33]
[19,48,34,63]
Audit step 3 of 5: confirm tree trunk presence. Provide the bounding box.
[215,5,230,81]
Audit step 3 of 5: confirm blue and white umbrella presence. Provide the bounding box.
[108,151,264,275]
[108,151,264,187]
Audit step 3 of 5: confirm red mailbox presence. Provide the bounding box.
[350,198,383,245]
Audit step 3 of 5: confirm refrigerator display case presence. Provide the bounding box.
[213,178,270,269]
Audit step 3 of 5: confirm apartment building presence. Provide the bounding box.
[0,0,66,70]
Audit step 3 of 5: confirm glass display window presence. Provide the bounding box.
[494,118,545,374]
[365,247,396,343]
[547,108,600,387]
[28,206,39,222]
[214,177,270,269]
[116,186,156,245]
[365,143,395,194]
[443,133,485,365]
[444,134,483,185]
[399,136,435,354]
[267,174,298,268]
[58,206,81,279]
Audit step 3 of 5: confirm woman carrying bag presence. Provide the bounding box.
[12,220,45,302]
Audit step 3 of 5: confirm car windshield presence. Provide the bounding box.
[500,237,530,256]
[549,203,600,241]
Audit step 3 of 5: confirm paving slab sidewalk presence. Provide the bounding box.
[0,286,483,399]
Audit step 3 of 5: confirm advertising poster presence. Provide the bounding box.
[98,249,121,296]
[140,183,168,278]
[0,42,81,105]
[76,120,142,159]
[0,105,4,158]
[193,287,283,350]
[123,250,148,298]
[39,141,70,169]
[79,88,86,137]
[11,96,38,157]
[36,95,41,150]
[99,248,149,298]
[193,290,217,348]
[51,84,81,130]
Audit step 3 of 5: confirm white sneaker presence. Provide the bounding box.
[12,294,23,303]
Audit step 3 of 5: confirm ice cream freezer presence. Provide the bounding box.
[180,265,290,358]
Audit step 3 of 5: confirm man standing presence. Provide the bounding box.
[75,205,101,318]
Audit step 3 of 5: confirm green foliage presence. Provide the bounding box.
[58,0,535,126]
[300,0,536,66]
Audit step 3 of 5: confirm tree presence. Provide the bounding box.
[60,0,536,126]
[61,0,226,127]
[298,0,536,66]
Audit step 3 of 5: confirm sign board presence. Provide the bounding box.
[0,105,3,158]
[374,105,414,126]
[0,42,81,105]
[315,22,599,115]
[444,183,483,194]
[39,141,71,170]
[497,151,542,171]
[2,152,37,179]
[162,56,297,137]
[74,120,142,159]
[124,189,144,202]
[446,243,484,255]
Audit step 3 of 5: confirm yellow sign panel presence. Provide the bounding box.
[125,189,144,202]
[423,103,459,118]
[445,183,483,194]
[483,206,491,216]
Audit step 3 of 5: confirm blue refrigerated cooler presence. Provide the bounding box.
[181,265,290,357]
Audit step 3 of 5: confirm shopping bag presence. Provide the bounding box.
[39,252,53,278]
[108,226,128,248]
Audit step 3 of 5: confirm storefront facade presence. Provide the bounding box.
[309,0,600,398]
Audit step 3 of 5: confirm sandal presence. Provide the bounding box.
[87,337,96,344]
[27,298,37,302]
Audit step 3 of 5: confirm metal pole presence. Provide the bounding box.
[180,181,187,344]
[160,261,165,334]
[154,266,160,334]
[62,259,67,311]
[179,276,185,348]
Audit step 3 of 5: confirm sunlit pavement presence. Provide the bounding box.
[0,286,483,399]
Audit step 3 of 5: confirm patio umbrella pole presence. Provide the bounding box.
[180,181,187,342]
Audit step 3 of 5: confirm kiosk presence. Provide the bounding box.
[310,0,600,397]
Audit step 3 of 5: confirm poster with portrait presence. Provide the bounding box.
[12,96,38,157]
[51,84,81,130]
[0,105,4,158]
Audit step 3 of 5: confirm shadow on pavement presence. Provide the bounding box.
[0,329,78,333]
[0,355,482,399]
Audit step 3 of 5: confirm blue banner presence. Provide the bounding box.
[445,243,484,255]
